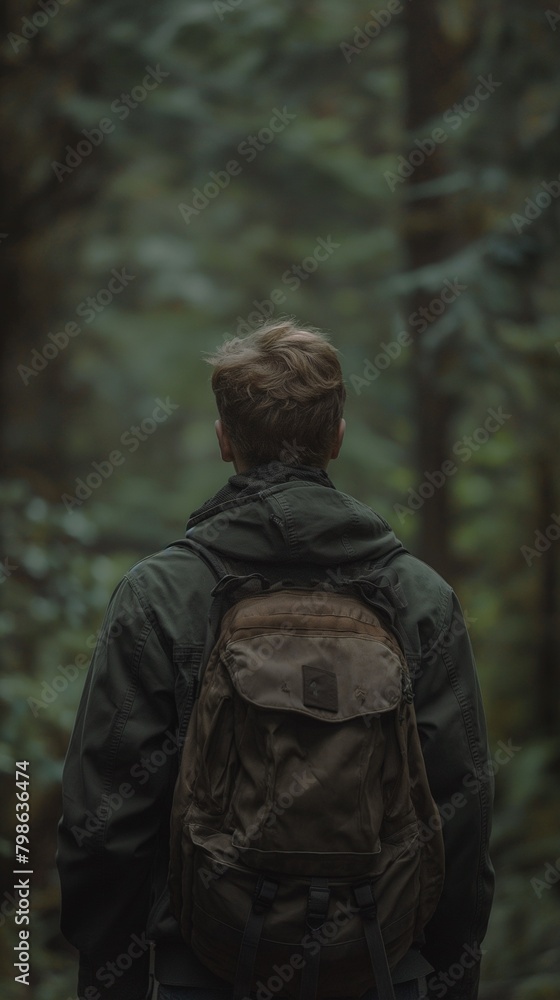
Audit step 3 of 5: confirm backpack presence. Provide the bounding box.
[168,542,445,1000]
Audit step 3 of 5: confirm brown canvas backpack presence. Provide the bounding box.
[169,550,444,1000]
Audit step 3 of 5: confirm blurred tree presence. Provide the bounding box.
[401,0,484,578]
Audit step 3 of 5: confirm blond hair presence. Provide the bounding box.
[205,319,346,468]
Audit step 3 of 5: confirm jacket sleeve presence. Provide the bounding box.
[56,574,179,1000]
[413,591,495,1000]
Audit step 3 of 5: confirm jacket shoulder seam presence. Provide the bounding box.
[125,571,172,658]
[421,586,454,657]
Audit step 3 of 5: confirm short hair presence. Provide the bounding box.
[205,318,346,468]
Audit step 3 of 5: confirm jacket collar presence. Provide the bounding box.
[187,462,335,528]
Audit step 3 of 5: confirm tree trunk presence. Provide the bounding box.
[402,0,482,580]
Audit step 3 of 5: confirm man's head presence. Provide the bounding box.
[205,319,346,473]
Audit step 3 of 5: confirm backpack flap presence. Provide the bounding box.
[225,628,403,722]
[203,588,414,880]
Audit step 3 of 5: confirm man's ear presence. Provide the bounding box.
[215,419,234,463]
[330,419,345,460]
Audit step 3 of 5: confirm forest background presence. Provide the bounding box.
[1,0,560,997]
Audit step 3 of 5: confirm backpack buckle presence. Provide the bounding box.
[306,878,331,930]
[353,880,378,921]
[253,876,278,914]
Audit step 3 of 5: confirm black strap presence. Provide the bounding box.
[174,538,229,736]
[233,877,278,1000]
[182,536,268,652]
[299,878,330,1000]
[353,881,396,1000]
[181,534,230,580]
[177,535,227,666]
[180,538,255,687]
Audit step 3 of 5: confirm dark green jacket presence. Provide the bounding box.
[57,465,494,1000]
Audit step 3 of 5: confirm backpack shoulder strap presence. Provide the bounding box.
[166,537,230,739]
[174,536,270,703]
[180,534,230,581]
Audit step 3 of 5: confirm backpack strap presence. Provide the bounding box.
[172,535,231,647]
[353,881,396,1000]
[181,534,230,583]
[172,538,228,739]
[178,537,269,734]
[299,878,330,1000]
[233,876,278,1000]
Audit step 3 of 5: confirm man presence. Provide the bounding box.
[57,319,494,1000]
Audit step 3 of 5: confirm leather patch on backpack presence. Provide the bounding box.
[302,664,338,713]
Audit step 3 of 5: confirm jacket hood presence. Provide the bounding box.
[186,472,404,567]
